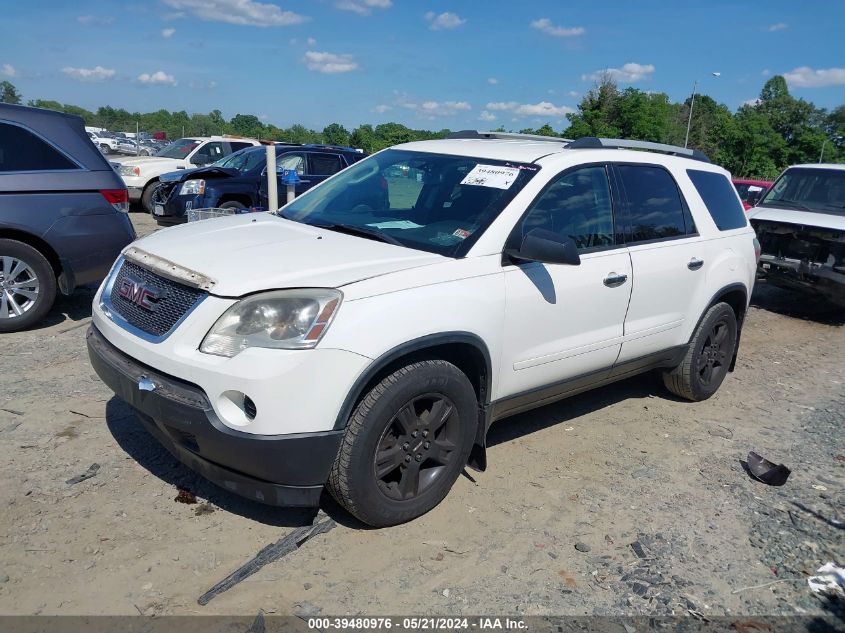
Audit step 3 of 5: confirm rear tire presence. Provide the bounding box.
[327,360,477,527]
[99,144,111,155]
[219,201,246,210]
[662,302,737,401]
[0,239,57,333]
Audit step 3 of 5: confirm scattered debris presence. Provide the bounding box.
[630,541,649,559]
[175,488,197,504]
[807,562,845,598]
[441,588,451,598]
[574,542,591,553]
[197,514,336,605]
[708,425,733,439]
[811,484,828,491]
[0,408,23,416]
[194,502,215,516]
[558,570,577,587]
[745,451,791,486]
[249,609,265,633]
[293,601,322,617]
[65,463,100,485]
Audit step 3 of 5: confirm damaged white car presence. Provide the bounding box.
[749,164,845,307]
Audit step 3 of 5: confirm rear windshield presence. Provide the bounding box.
[687,169,748,230]
[759,167,845,216]
[277,149,539,257]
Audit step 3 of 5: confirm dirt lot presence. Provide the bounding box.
[1,211,843,619]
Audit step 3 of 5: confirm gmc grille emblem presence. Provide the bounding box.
[117,276,163,311]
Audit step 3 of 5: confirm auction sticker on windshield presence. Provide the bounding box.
[460,164,520,189]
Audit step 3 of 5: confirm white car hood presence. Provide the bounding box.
[130,213,444,297]
[748,205,845,231]
[111,156,187,170]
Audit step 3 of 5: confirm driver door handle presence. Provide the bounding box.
[603,272,628,288]
[688,257,704,271]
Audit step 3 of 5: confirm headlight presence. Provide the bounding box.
[179,179,205,195]
[119,165,141,177]
[200,289,342,357]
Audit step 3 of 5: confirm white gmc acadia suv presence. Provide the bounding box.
[88,133,758,527]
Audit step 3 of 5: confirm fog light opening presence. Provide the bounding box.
[243,396,257,420]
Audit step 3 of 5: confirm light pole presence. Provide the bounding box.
[684,72,721,148]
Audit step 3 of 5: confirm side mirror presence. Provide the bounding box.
[505,229,581,266]
[191,153,210,165]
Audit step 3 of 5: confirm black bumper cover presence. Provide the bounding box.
[87,325,343,507]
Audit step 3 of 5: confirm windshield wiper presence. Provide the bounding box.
[770,199,814,212]
[311,222,406,247]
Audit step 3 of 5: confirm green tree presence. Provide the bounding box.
[323,123,350,146]
[1,81,22,104]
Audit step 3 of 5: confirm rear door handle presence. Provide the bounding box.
[688,257,704,271]
[603,272,628,288]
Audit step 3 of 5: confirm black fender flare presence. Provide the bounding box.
[332,332,494,470]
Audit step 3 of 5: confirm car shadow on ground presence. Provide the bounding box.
[104,395,369,529]
[486,371,676,448]
[751,282,845,326]
[26,284,97,331]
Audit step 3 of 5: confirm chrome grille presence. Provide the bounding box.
[108,260,206,338]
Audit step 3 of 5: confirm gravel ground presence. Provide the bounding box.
[0,211,843,620]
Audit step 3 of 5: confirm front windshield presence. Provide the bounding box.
[760,168,845,215]
[278,149,539,257]
[155,138,201,159]
[212,148,266,173]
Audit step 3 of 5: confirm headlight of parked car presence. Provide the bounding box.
[118,165,141,177]
[200,289,342,357]
[179,179,206,195]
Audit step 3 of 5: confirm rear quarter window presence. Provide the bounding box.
[0,122,78,172]
[687,169,748,230]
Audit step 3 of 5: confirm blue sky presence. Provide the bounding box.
[2,0,844,131]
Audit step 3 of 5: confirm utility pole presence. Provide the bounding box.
[684,80,698,149]
[820,139,827,163]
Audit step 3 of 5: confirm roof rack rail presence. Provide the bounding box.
[566,137,710,163]
[448,130,572,143]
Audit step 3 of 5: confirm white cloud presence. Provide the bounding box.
[568,90,580,98]
[303,51,359,74]
[161,0,308,27]
[425,11,465,31]
[307,37,317,47]
[137,70,177,86]
[761,68,770,76]
[1,63,16,78]
[530,18,584,37]
[487,77,499,85]
[400,99,471,118]
[583,62,655,83]
[485,101,574,117]
[77,15,114,25]
[768,22,787,32]
[62,66,116,82]
[373,104,392,113]
[742,98,761,107]
[784,66,845,88]
[479,110,496,122]
[335,0,391,15]
[161,27,176,38]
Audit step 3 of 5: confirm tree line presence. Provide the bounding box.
[1,76,842,179]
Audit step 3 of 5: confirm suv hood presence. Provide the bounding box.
[748,206,845,231]
[129,213,443,297]
[159,166,238,184]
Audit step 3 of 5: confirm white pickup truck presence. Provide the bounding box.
[111,136,260,211]
[88,131,118,155]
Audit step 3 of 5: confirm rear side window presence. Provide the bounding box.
[0,122,78,172]
[688,169,747,230]
[228,142,253,152]
[309,153,344,176]
[616,165,691,242]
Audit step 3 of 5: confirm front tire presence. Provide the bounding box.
[0,239,57,333]
[663,302,738,401]
[140,181,158,213]
[219,201,246,210]
[327,360,477,527]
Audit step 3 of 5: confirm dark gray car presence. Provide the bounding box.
[0,104,136,332]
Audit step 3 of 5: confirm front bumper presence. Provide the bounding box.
[758,254,845,307]
[87,325,344,506]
